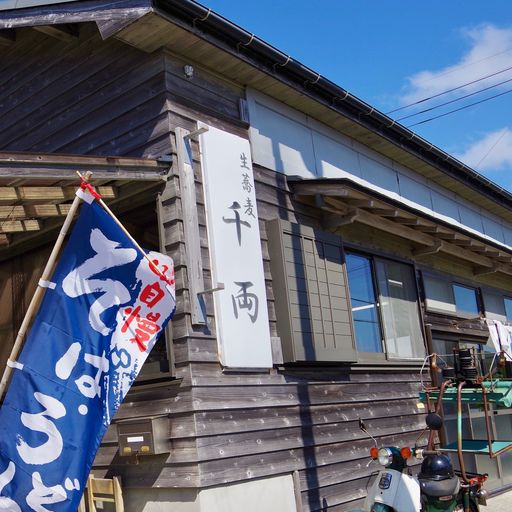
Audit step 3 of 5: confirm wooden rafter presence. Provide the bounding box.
[0,220,41,233]
[32,24,79,42]
[414,240,443,257]
[0,29,15,46]
[0,186,116,203]
[346,199,376,208]
[0,204,72,219]
[373,208,400,218]
[302,194,512,277]
[0,152,170,254]
[474,265,500,277]
[322,210,358,229]
[293,181,512,277]
[394,217,426,226]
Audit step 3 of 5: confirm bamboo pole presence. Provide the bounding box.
[0,174,90,401]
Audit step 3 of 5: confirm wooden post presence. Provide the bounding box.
[0,174,90,400]
[83,474,124,512]
[86,475,96,512]
[175,127,205,325]
[113,476,124,512]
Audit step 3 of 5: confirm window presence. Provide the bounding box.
[453,284,479,316]
[505,298,512,321]
[376,259,425,359]
[482,290,507,322]
[267,219,425,363]
[346,252,424,360]
[346,254,382,353]
[423,274,480,318]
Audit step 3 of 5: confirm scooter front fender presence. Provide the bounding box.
[349,505,394,512]
[370,504,395,512]
[363,469,420,512]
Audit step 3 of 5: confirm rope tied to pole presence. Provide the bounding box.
[79,175,102,200]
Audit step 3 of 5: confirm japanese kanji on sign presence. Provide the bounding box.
[200,124,272,368]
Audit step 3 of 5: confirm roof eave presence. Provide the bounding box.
[154,0,512,212]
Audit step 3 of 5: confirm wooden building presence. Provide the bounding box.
[1,1,512,510]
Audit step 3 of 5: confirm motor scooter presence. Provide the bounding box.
[354,414,486,512]
[354,417,421,512]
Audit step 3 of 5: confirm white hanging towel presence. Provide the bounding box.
[502,324,512,361]
[485,319,512,361]
[486,319,502,354]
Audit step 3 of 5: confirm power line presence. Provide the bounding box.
[387,63,512,115]
[410,45,512,87]
[396,74,512,122]
[407,86,512,127]
[475,129,508,168]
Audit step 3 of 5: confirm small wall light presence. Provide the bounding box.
[183,65,194,79]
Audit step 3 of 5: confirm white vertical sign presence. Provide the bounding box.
[200,125,273,368]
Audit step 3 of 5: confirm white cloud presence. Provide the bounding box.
[401,25,512,105]
[454,127,512,172]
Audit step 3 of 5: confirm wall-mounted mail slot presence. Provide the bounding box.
[117,416,169,456]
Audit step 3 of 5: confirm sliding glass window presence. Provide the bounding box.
[375,259,425,359]
[346,252,424,360]
[346,253,382,353]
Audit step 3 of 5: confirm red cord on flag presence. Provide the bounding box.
[79,178,102,200]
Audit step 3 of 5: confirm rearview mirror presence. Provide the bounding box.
[425,412,443,431]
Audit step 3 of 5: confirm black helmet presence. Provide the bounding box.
[419,454,454,481]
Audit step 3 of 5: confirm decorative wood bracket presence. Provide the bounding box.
[413,240,442,257]
[473,264,500,277]
[321,209,358,230]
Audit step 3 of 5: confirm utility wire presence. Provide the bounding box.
[417,45,512,84]
[407,86,512,127]
[475,129,508,168]
[396,74,512,122]
[387,63,512,114]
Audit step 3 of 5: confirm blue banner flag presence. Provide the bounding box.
[0,200,176,511]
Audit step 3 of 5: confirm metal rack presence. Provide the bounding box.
[419,348,512,483]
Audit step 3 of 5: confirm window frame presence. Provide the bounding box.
[504,296,512,323]
[345,249,426,363]
[479,284,512,325]
[452,282,480,317]
[345,251,384,357]
[421,271,482,320]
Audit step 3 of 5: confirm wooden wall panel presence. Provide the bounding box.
[0,24,427,510]
[164,132,427,508]
[0,25,170,158]
[150,96,427,508]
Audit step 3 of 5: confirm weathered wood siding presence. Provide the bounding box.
[0,26,426,511]
[172,159,426,511]
[89,65,245,486]
[97,113,426,510]
[0,25,169,157]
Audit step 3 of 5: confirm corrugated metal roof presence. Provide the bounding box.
[0,0,79,11]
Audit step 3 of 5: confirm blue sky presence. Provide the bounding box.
[203,0,512,190]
